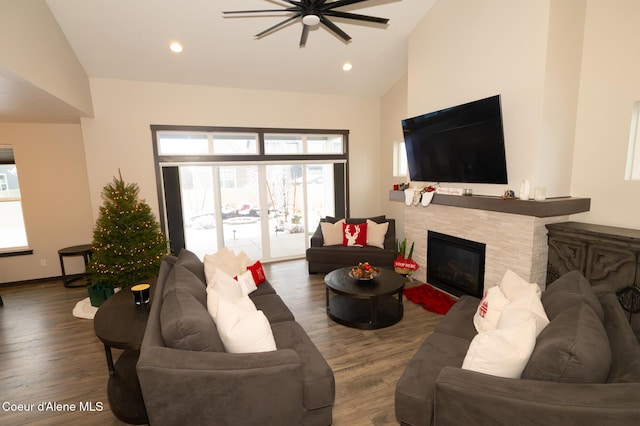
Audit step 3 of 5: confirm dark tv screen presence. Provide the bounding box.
[402,95,508,184]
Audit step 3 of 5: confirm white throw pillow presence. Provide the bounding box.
[499,269,541,301]
[366,219,389,249]
[236,270,257,296]
[216,297,276,353]
[501,288,550,336]
[320,219,346,246]
[473,286,511,333]
[206,288,256,323]
[205,268,244,319]
[204,247,241,285]
[235,251,253,271]
[462,318,537,378]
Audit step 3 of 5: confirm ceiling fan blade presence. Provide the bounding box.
[319,16,351,42]
[223,9,296,15]
[300,25,310,47]
[323,10,389,24]
[323,0,372,10]
[255,14,301,39]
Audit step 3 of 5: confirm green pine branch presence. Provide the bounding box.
[87,173,168,288]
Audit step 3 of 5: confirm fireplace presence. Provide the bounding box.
[427,231,486,298]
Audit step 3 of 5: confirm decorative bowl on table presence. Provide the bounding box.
[349,262,380,280]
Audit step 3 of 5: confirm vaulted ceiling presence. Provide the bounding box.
[47,0,434,96]
[2,0,435,123]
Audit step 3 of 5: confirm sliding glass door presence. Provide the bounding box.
[162,161,341,261]
[153,126,348,262]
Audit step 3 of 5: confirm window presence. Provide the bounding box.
[212,133,258,155]
[157,131,259,155]
[0,146,29,252]
[265,134,344,154]
[152,125,349,260]
[394,141,408,177]
[626,102,640,180]
[157,132,210,155]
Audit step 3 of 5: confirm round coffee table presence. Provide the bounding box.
[324,267,406,330]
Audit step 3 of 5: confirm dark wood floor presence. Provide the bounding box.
[0,260,443,425]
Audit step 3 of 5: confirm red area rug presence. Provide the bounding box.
[403,284,457,315]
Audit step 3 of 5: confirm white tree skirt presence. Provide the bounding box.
[72,297,98,320]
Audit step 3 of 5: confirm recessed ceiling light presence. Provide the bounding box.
[170,41,183,53]
[342,62,353,72]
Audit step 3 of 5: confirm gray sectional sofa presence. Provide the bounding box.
[306,216,396,273]
[137,250,335,425]
[395,270,640,426]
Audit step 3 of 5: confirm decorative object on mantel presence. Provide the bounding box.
[403,184,439,207]
[420,185,437,206]
[404,188,416,206]
[501,189,516,200]
[403,283,457,315]
[393,182,410,191]
[395,238,419,275]
[519,179,531,200]
[436,187,464,196]
[533,186,547,201]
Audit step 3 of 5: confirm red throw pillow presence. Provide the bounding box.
[247,261,266,285]
[342,223,367,247]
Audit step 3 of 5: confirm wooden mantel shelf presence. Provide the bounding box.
[388,190,590,218]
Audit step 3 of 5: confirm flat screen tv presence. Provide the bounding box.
[402,95,508,184]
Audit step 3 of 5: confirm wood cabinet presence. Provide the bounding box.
[546,222,640,288]
[546,222,640,337]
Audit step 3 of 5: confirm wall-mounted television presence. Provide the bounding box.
[402,95,508,184]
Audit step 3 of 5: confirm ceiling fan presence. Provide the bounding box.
[223,0,390,47]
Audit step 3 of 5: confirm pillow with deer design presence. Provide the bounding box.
[342,222,367,247]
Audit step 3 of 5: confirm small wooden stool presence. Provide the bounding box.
[58,244,93,288]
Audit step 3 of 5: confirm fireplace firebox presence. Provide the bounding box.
[427,231,486,298]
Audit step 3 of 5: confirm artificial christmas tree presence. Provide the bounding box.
[87,172,168,306]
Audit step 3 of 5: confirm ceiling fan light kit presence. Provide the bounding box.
[302,14,321,26]
[223,0,390,47]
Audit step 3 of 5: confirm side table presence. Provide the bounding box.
[58,244,93,288]
[94,280,156,424]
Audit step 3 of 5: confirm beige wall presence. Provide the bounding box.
[390,0,639,234]
[81,78,382,224]
[380,74,408,238]
[571,0,640,229]
[0,0,93,118]
[0,123,94,283]
[406,0,587,199]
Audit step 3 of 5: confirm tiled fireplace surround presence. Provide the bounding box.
[398,194,591,293]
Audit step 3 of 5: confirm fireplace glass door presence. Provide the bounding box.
[427,231,486,298]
